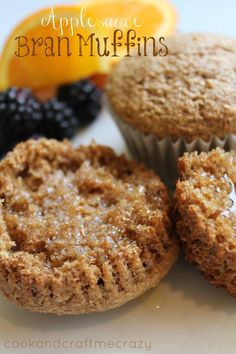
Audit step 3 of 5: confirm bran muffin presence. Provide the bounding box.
[106,32,236,185]
[175,148,236,296]
[0,139,178,315]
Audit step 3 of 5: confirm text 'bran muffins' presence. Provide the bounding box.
[175,148,236,296]
[106,32,236,186]
[0,139,178,315]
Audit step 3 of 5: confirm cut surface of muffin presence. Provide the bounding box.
[0,139,178,314]
[175,148,236,296]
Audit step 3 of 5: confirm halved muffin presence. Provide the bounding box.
[0,139,178,314]
[175,148,236,296]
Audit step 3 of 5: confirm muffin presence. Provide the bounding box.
[0,139,178,315]
[106,32,236,186]
[175,148,236,296]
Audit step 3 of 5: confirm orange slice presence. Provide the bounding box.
[82,0,177,64]
[0,5,101,90]
[83,0,177,39]
[0,0,177,91]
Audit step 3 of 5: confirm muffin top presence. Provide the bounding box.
[106,32,236,141]
[0,139,171,269]
[0,139,178,314]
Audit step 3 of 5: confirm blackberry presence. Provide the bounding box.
[40,99,79,140]
[57,79,102,126]
[0,88,42,153]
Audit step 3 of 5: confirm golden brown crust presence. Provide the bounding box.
[0,139,178,314]
[175,148,236,296]
[106,32,236,141]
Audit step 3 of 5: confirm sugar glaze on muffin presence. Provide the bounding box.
[0,139,178,314]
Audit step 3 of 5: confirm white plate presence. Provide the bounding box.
[0,110,235,354]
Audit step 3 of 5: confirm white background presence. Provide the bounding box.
[0,1,235,354]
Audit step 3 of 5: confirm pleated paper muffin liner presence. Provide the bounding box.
[108,104,236,189]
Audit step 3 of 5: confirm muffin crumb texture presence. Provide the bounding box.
[175,148,236,296]
[0,139,178,314]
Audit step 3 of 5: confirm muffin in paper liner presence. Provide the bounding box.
[110,106,236,188]
[105,33,236,188]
